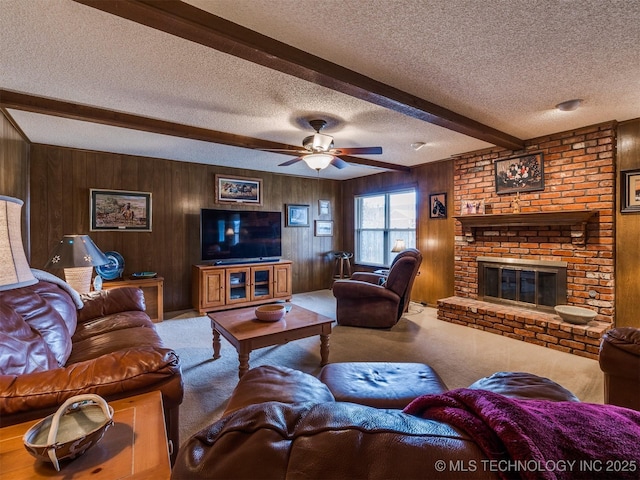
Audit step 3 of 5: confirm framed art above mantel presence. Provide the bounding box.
[494,152,545,195]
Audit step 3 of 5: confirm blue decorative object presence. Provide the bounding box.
[130,271,157,279]
[95,251,125,280]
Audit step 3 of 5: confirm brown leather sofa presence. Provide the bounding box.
[0,277,183,462]
[332,248,423,328]
[172,365,580,479]
[599,327,640,410]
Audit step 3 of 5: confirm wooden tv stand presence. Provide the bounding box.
[192,260,292,314]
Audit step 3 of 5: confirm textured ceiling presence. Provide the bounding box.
[1,0,639,180]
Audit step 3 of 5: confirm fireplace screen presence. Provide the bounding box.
[478,257,567,312]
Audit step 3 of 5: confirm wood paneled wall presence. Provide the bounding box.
[616,118,640,328]
[0,112,30,255]
[341,160,455,306]
[28,145,342,312]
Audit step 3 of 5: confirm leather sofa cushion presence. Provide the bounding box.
[78,287,145,322]
[468,371,579,402]
[0,303,58,375]
[0,345,181,417]
[223,365,335,415]
[67,325,164,365]
[73,310,154,342]
[0,282,77,374]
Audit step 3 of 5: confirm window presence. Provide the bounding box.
[355,189,416,266]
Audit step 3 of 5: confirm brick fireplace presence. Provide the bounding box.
[477,256,567,312]
[437,122,615,359]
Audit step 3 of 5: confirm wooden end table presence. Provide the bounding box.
[0,391,170,479]
[101,276,164,322]
[209,304,334,378]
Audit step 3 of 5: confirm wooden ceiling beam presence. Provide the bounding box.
[0,89,411,172]
[74,0,524,151]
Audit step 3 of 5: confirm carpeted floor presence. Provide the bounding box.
[157,290,604,450]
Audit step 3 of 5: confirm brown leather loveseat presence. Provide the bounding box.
[0,274,183,461]
[172,364,640,480]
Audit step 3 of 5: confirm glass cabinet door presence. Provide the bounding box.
[226,268,249,304]
[252,266,273,300]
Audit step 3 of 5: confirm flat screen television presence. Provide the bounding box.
[200,208,282,264]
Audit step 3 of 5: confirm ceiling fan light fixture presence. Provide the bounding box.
[555,99,583,112]
[312,133,334,151]
[303,153,334,171]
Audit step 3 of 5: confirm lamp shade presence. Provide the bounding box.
[44,235,109,269]
[391,239,406,252]
[44,235,109,294]
[0,196,37,291]
[303,153,333,171]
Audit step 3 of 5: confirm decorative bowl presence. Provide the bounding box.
[554,305,597,325]
[23,394,114,471]
[255,304,286,322]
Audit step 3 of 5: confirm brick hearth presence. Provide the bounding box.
[438,296,609,360]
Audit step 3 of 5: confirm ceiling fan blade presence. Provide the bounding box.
[261,148,308,154]
[331,146,383,155]
[278,157,304,167]
[330,157,349,169]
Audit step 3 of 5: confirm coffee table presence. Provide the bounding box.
[209,304,334,378]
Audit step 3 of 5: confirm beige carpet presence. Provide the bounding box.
[158,290,604,450]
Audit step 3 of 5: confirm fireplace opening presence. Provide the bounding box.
[477,257,567,312]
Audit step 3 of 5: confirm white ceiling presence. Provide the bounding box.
[1,0,639,180]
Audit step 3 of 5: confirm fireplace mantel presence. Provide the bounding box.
[455,210,597,244]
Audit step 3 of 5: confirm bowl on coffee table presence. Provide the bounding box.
[255,304,286,322]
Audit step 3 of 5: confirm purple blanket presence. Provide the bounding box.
[404,388,640,480]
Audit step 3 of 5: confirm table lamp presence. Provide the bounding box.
[391,239,406,252]
[0,196,37,291]
[44,235,109,293]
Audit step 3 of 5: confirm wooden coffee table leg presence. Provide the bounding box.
[320,333,330,366]
[238,351,250,379]
[212,327,221,359]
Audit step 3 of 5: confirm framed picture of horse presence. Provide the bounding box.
[90,189,152,231]
[429,192,447,218]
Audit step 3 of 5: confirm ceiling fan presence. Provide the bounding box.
[263,119,383,171]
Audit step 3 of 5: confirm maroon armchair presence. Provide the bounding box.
[332,248,422,328]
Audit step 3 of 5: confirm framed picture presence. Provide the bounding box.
[90,189,152,231]
[429,193,447,218]
[286,204,310,227]
[318,199,331,216]
[461,199,485,215]
[494,152,545,195]
[621,168,640,213]
[315,220,333,236]
[215,174,262,205]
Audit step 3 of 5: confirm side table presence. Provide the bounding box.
[102,276,164,322]
[0,390,170,479]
